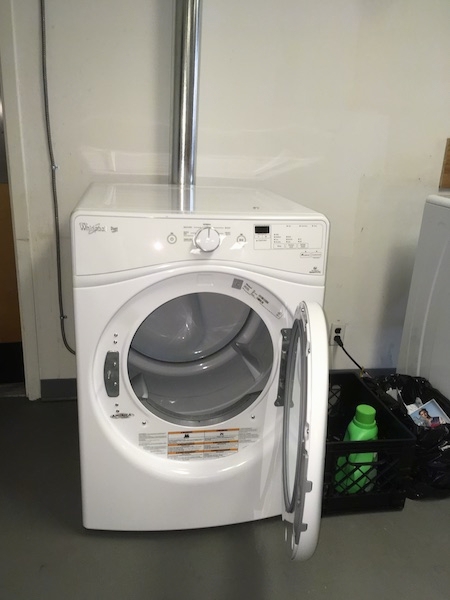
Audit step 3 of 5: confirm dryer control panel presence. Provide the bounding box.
[72,215,328,278]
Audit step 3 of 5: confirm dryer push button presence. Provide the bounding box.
[104,351,120,397]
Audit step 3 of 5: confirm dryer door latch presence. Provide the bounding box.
[104,351,120,397]
[275,328,291,406]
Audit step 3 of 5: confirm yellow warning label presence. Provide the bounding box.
[139,427,259,460]
[168,429,239,460]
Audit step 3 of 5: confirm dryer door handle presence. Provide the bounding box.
[275,328,292,407]
[104,351,120,397]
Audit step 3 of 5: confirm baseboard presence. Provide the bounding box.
[40,378,77,401]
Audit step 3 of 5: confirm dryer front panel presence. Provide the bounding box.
[74,264,329,531]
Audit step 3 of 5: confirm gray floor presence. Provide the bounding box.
[1,394,449,600]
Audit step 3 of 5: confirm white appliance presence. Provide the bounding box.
[71,183,329,560]
[398,194,450,399]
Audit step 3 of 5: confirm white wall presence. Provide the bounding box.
[1,0,450,396]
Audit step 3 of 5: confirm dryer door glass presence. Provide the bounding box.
[127,292,274,425]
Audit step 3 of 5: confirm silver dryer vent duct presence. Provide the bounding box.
[171,0,202,187]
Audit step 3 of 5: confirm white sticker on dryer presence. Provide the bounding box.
[238,428,260,446]
[138,432,167,455]
[241,281,283,319]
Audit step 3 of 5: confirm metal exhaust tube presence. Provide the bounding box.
[171,0,202,191]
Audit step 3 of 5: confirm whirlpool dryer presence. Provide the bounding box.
[71,183,329,560]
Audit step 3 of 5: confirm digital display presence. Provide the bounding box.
[255,225,270,234]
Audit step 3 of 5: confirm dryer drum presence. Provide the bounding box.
[127,292,274,425]
[130,292,251,362]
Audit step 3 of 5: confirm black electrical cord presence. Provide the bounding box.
[40,0,75,355]
[334,335,372,378]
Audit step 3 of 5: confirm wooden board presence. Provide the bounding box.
[439,139,450,190]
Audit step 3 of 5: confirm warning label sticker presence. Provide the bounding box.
[138,433,167,455]
[138,428,259,461]
[232,279,283,319]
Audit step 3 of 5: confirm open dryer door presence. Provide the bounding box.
[281,301,328,561]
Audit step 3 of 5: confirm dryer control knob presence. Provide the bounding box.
[193,227,221,252]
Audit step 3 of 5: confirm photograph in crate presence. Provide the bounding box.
[409,400,450,428]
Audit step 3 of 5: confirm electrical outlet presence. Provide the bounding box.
[329,321,347,346]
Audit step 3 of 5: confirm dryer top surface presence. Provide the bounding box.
[427,193,450,209]
[73,183,326,221]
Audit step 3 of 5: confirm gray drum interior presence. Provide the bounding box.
[127,292,274,425]
[131,293,251,362]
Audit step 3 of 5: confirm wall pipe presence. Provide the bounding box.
[171,0,202,191]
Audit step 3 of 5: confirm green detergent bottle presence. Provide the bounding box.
[335,404,378,494]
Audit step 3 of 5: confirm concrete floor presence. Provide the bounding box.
[1,395,449,600]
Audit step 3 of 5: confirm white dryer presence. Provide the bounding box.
[71,183,329,560]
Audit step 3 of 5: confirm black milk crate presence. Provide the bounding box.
[322,372,415,515]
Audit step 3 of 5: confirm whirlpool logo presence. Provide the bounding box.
[79,222,107,234]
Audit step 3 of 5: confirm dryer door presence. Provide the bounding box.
[281,300,328,561]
